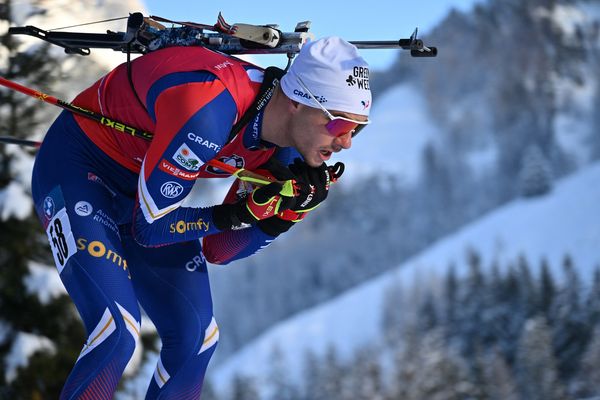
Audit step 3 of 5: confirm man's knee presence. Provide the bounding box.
[77,303,141,365]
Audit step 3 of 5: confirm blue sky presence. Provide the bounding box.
[142,0,480,70]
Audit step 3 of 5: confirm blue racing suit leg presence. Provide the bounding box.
[31,112,141,400]
[32,111,218,399]
[121,231,218,399]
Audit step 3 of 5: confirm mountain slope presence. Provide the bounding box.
[209,160,600,394]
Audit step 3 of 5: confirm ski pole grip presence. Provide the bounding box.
[328,162,345,183]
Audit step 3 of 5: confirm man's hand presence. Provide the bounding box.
[213,180,295,231]
[288,158,332,213]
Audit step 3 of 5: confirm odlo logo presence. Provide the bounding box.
[160,181,184,199]
[347,66,370,90]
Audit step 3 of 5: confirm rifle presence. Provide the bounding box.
[8,12,437,60]
[1,12,437,182]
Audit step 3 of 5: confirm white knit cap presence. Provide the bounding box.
[281,36,372,116]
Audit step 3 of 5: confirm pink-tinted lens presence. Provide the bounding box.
[325,118,362,137]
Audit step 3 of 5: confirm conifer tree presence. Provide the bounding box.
[229,374,260,400]
[551,255,588,379]
[518,144,553,197]
[267,344,300,400]
[406,329,479,400]
[348,347,386,400]
[0,2,85,398]
[516,316,567,400]
[576,325,600,398]
[481,348,519,400]
[539,258,556,321]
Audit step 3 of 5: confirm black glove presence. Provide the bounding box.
[258,159,341,237]
[288,158,332,213]
[213,180,295,231]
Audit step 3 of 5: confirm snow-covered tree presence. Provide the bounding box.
[228,374,260,400]
[404,329,479,400]
[266,344,300,400]
[575,325,600,398]
[0,2,85,398]
[515,316,566,400]
[519,144,553,197]
[551,255,589,379]
[481,348,519,400]
[346,347,386,400]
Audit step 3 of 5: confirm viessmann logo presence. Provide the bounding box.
[160,181,184,198]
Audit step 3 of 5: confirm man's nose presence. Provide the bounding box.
[335,132,352,150]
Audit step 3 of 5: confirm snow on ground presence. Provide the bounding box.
[209,161,600,395]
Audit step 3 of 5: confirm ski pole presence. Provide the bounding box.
[0,136,41,147]
[0,76,154,141]
[0,77,342,184]
[0,77,280,184]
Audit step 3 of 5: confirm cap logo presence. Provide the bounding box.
[351,66,370,90]
[293,88,327,103]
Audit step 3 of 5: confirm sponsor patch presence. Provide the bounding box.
[43,196,55,220]
[41,187,77,274]
[77,237,130,278]
[187,132,221,153]
[93,209,120,239]
[169,218,210,234]
[74,201,93,217]
[159,159,200,181]
[173,143,201,171]
[293,88,327,103]
[185,253,207,272]
[160,181,185,199]
[347,66,370,90]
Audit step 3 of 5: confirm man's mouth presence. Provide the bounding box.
[319,150,332,161]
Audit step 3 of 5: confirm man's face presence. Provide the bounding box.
[290,105,368,167]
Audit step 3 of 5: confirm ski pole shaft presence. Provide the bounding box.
[0,130,273,184]
[0,77,277,184]
[0,76,154,141]
[0,136,41,147]
[0,77,339,186]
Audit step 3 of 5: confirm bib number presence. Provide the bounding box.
[46,207,76,273]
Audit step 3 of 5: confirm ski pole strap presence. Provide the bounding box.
[328,162,345,183]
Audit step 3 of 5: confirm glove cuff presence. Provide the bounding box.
[257,217,295,237]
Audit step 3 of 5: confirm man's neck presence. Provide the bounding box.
[261,88,290,147]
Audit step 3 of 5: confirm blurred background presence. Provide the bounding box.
[1,0,600,399]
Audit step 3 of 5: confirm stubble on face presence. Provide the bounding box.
[289,106,335,167]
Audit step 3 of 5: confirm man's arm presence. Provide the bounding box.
[202,148,303,265]
[132,71,236,246]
